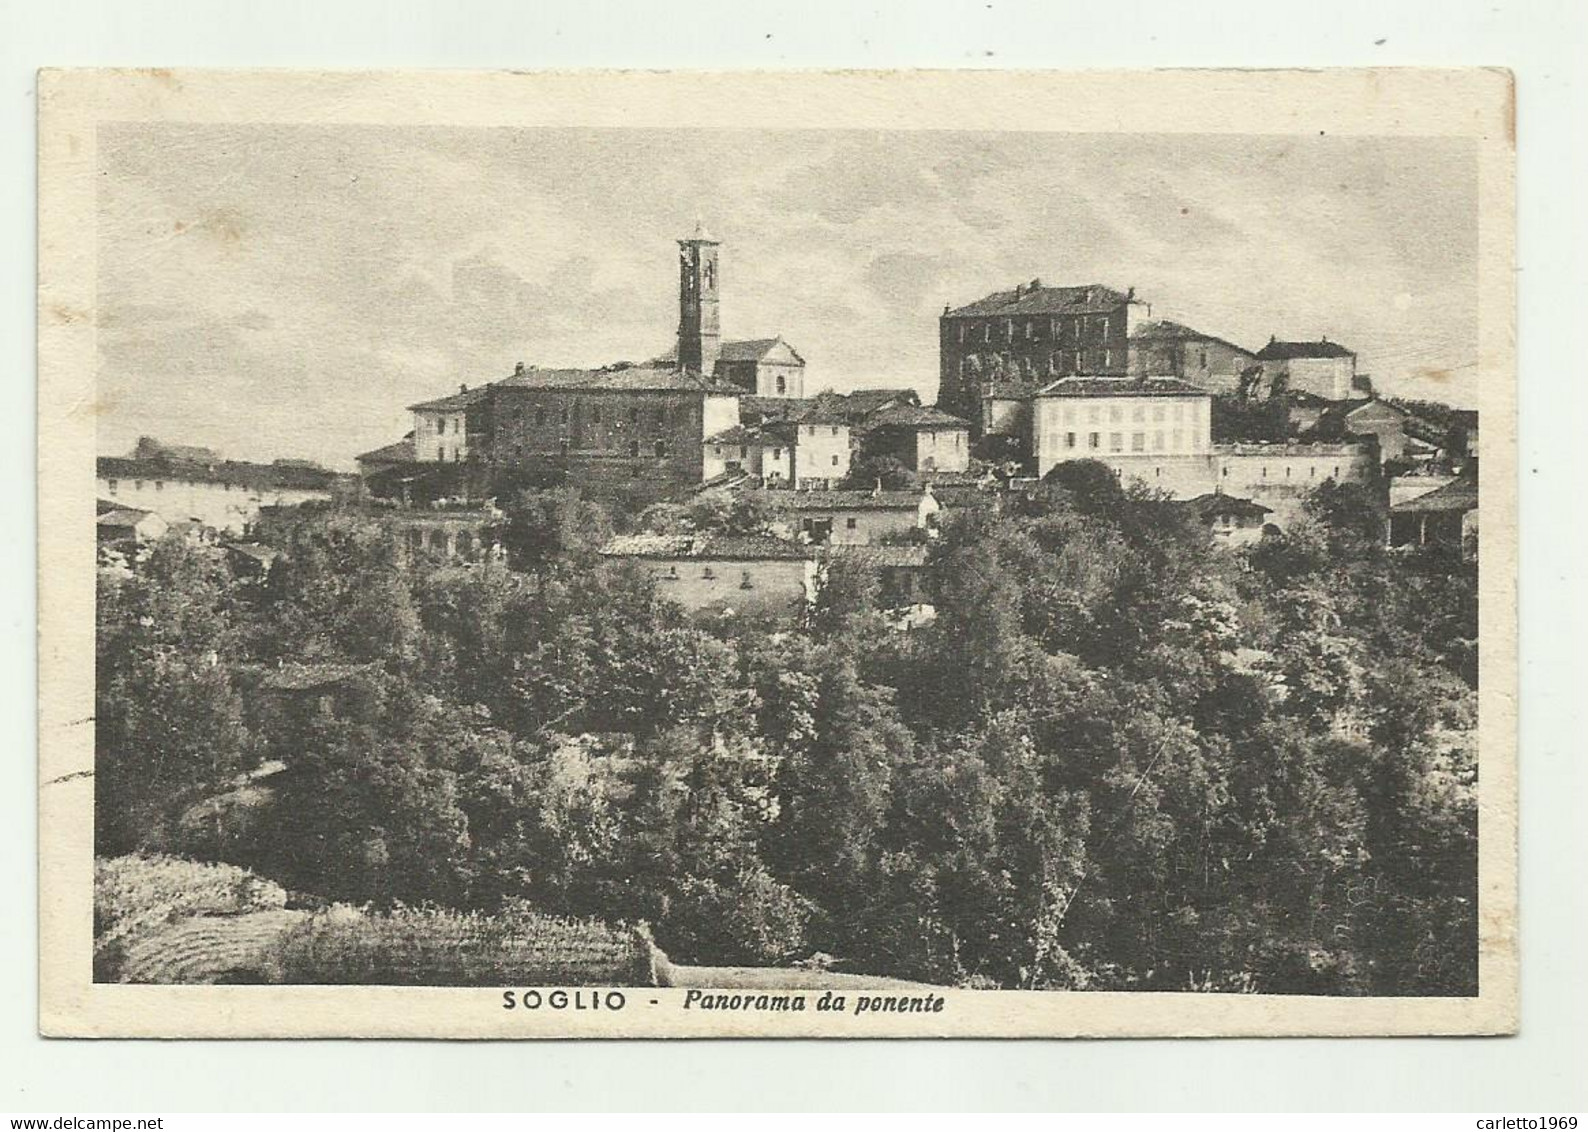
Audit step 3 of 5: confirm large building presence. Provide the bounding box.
[358,228,808,500]
[938,281,1137,431]
[1033,376,1376,525]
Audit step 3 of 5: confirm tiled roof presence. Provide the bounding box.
[496,364,738,393]
[825,544,929,568]
[945,283,1131,318]
[356,436,417,464]
[1035,376,1208,398]
[601,533,814,561]
[651,338,805,367]
[863,404,971,430]
[1129,319,1254,356]
[1256,338,1355,360]
[1184,492,1272,520]
[97,455,346,492]
[739,395,814,423]
[1390,474,1478,514]
[749,488,928,511]
[408,386,489,412]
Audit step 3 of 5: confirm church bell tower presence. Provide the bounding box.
[676,222,721,376]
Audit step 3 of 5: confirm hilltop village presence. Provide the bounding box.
[93,226,1483,992]
[100,226,1479,612]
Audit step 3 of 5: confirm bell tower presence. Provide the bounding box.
[676,222,721,376]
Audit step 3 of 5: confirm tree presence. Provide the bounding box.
[499,488,613,572]
[843,454,915,491]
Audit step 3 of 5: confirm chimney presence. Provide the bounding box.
[514,362,525,375]
[873,478,882,498]
[1029,277,1042,290]
[460,383,469,393]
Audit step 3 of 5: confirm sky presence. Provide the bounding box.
[96,125,1481,469]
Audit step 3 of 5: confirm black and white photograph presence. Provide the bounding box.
[36,67,1517,1039]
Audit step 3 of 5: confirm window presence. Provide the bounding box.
[155,481,164,491]
[1065,432,1077,449]
[846,517,857,530]
[1285,465,1292,479]
[1309,465,1316,477]
[591,406,602,424]
[831,454,840,466]
[807,426,816,438]
[1153,430,1164,450]
[1333,465,1341,478]
[983,324,991,343]
[1199,348,1208,368]
[134,481,143,491]
[559,440,569,457]
[628,440,640,458]
[831,426,840,437]
[1109,432,1123,452]
[452,449,461,462]
[437,418,446,434]
[1172,429,1183,450]
[1132,405,1146,423]
[702,566,715,580]
[1153,405,1166,422]
[535,409,546,426]
[107,479,118,493]
[713,446,722,457]
[772,448,782,460]
[740,570,754,590]
[666,565,678,579]
[1088,432,1100,449]
[955,434,962,448]
[1131,432,1145,452]
[1262,466,1268,479]
[654,440,667,458]
[957,324,965,344]
[776,375,787,394]
[1025,319,1035,339]
[739,446,748,459]
[655,408,666,425]
[1222,465,1229,477]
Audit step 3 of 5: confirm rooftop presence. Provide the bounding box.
[862,404,971,430]
[1036,376,1209,398]
[945,282,1132,319]
[747,488,930,511]
[1391,474,1478,514]
[1129,319,1254,356]
[492,363,740,394]
[1256,337,1356,360]
[601,533,814,561]
[98,454,347,492]
[356,436,418,465]
[825,544,930,568]
[1183,492,1272,520]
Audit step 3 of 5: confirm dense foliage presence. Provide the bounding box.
[96,472,1478,993]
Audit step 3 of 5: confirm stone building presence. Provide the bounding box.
[938,281,1136,430]
[1128,319,1259,395]
[600,532,818,614]
[1256,337,1358,401]
[749,485,940,545]
[359,228,809,501]
[859,404,972,473]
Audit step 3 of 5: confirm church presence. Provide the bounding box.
[357,225,810,501]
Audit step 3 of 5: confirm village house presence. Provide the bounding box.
[1181,492,1273,547]
[97,438,348,536]
[859,404,972,473]
[823,543,932,607]
[599,532,818,615]
[1128,319,1259,394]
[1388,471,1478,557]
[96,503,169,547]
[938,280,1137,432]
[750,485,940,545]
[1256,337,1358,401]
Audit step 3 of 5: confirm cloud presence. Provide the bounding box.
[94,125,1481,467]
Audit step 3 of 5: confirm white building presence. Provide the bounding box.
[97,447,346,536]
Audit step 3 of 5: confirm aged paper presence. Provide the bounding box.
[39,68,1516,1038]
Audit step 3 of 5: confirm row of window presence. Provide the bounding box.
[498,440,671,459]
[960,349,1117,379]
[105,478,247,494]
[1057,430,1191,454]
[510,403,697,428]
[709,444,843,468]
[1054,401,1199,426]
[660,565,757,588]
[954,316,1115,345]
